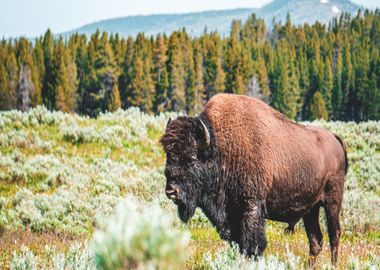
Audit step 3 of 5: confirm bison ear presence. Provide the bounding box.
[196,118,210,151]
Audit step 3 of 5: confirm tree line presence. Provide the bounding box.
[0,9,379,121]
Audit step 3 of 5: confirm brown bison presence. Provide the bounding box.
[160,94,347,264]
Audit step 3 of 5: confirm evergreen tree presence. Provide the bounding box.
[42,29,54,109]
[33,38,45,104]
[109,83,121,111]
[127,33,155,112]
[167,32,185,111]
[214,49,226,95]
[153,34,169,112]
[181,31,197,115]
[81,31,119,116]
[193,39,205,113]
[0,42,18,110]
[341,38,353,120]
[119,36,134,109]
[271,43,300,119]
[257,56,271,100]
[52,38,78,112]
[322,57,333,115]
[332,40,343,120]
[225,30,245,95]
[310,91,328,120]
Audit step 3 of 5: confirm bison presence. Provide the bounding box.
[160,94,347,265]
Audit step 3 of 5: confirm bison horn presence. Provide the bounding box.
[198,118,210,150]
[166,118,172,128]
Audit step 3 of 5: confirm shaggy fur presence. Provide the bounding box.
[160,94,347,264]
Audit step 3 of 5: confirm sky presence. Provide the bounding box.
[0,0,379,38]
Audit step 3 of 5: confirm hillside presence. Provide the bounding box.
[67,0,360,37]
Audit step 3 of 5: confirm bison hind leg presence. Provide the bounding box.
[323,179,344,266]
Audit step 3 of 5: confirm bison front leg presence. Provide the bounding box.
[239,202,267,257]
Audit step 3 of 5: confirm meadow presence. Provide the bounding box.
[0,107,379,269]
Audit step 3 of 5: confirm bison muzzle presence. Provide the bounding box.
[160,94,347,265]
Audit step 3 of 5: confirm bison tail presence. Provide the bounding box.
[333,133,349,174]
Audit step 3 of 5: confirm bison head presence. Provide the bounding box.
[160,116,215,222]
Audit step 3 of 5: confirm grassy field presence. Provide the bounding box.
[0,107,379,269]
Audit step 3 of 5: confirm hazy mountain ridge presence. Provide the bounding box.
[65,0,361,37]
[66,9,255,37]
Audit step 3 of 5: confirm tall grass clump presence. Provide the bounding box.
[91,197,190,270]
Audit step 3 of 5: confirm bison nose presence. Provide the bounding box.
[166,185,179,201]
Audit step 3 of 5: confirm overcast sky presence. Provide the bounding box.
[0,0,379,38]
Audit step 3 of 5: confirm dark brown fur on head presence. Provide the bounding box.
[160,117,198,164]
[160,116,220,223]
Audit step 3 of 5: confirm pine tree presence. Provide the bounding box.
[271,42,300,119]
[341,37,353,120]
[127,56,144,107]
[167,32,185,112]
[225,31,245,95]
[126,33,155,112]
[109,83,121,111]
[214,50,226,95]
[322,57,333,116]
[153,34,169,112]
[33,38,45,105]
[258,56,271,99]
[332,39,343,120]
[0,42,18,110]
[355,41,370,120]
[310,91,328,120]
[193,39,205,113]
[52,38,78,112]
[178,31,197,115]
[82,31,119,116]
[42,29,54,109]
[119,36,134,109]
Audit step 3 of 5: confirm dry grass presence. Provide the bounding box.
[0,230,86,269]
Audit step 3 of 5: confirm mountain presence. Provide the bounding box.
[67,9,255,37]
[66,0,361,37]
[258,0,360,25]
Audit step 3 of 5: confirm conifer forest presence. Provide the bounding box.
[1,10,379,121]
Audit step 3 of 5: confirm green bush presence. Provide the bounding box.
[91,197,190,270]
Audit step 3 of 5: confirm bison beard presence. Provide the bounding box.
[160,94,347,265]
[178,201,195,223]
[175,177,200,222]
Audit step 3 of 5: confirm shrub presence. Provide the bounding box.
[91,197,190,270]
[10,246,38,270]
[9,243,95,270]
